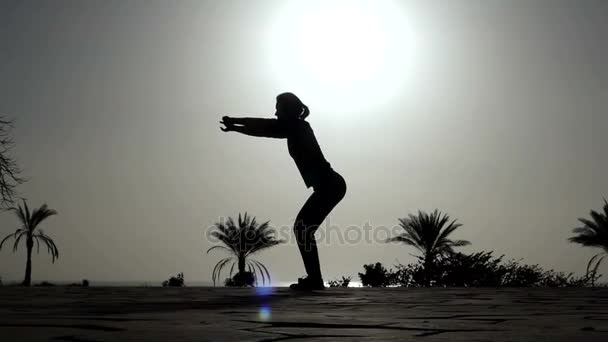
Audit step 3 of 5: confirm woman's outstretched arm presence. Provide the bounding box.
[220,116,288,138]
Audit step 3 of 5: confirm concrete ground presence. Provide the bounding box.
[1,287,607,341]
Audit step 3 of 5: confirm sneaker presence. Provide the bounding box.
[289,276,325,291]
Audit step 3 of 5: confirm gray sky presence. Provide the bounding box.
[0,0,607,284]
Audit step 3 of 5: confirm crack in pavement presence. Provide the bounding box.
[53,336,104,342]
[236,319,502,337]
[0,323,125,332]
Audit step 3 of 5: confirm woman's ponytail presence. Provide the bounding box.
[300,104,310,120]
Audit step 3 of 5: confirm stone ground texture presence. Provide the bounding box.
[1,287,607,341]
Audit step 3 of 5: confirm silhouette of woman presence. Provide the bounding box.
[220,93,346,290]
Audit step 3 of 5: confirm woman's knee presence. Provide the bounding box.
[293,219,319,237]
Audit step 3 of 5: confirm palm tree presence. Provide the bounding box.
[0,199,59,286]
[568,198,608,286]
[387,209,470,286]
[207,213,283,286]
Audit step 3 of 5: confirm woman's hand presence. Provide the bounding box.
[220,116,234,132]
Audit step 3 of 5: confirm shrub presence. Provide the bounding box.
[225,271,255,287]
[499,260,544,286]
[35,281,56,287]
[392,262,425,287]
[537,270,590,288]
[328,276,351,288]
[433,251,506,287]
[67,279,90,287]
[162,273,185,287]
[365,251,597,288]
[359,263,394,287]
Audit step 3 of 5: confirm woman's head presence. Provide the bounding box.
[275,92,309,120]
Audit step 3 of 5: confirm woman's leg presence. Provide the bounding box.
[293,173,347,282]
[294,191,325,281]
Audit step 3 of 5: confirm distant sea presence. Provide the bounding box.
[89,281,216,287]
[0,280,214,287]
[1,280,364,287]
[89,281,364,287]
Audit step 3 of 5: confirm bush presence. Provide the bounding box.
[328,276,351,288]
[162,273,185,287]
[432,251,506,287]
[391,262,425,287]
[359,263,394,287]
[225,271,255,287]
[365,251,597,288]
[537,270,590,288]
[499,260,544,286]
[67,279,90,287]
[35,281,56,287]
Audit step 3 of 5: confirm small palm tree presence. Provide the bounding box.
[568,198,608,286]
[207,213,283,286]
[387,209,470,286]
[0,199,59,286]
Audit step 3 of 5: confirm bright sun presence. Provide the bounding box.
[266,0,413,112]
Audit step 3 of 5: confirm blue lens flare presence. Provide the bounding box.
[258,305,272,321]
[255,286,275,297]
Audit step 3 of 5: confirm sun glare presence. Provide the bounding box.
[266,0,413,112]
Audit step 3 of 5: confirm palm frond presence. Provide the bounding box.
[229,261,236,278]
[251,259,271,286]
[446,239,471,247]
[0,229,21,250]
[569,235,604,247]
[206,245,232,254]
[590,254,607,278]
[210,232,239,255]
[29,204,58,231]
[589,210,607,228]
[248,261,258,286]
[23,200,31,229]
[252,261,265,285]
[572,225,595,235]
[246,261,257,286]
[400,216,424,243]
[35,233,59,262]
[34,235,40,254]
[12,231,27,252]
[395,218,424,252]
[211,257,233,286]
[9,205,28,228]
[435,219,463,244]
[386,235,419,247]
[586,252,607,275]
[577,218,599,231]
[570,200,608,254]
[247,239,283,256]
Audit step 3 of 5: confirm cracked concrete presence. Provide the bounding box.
[1,287,607,341]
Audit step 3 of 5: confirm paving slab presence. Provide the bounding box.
[1,287,607,341]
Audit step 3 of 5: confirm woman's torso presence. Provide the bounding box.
[285,120,333,188]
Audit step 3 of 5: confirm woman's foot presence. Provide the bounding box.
[289,276,325,291]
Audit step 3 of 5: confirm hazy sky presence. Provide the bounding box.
[1,0,607,284]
